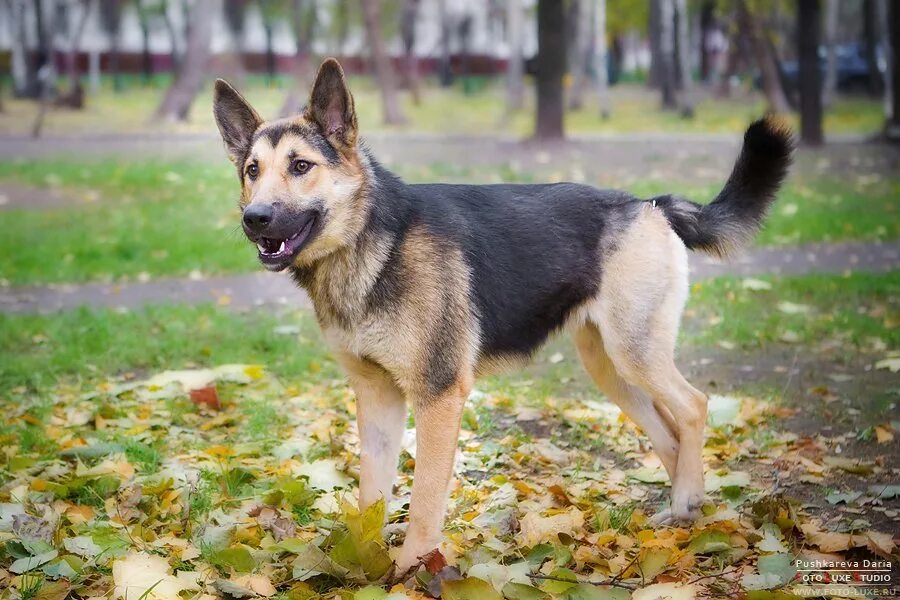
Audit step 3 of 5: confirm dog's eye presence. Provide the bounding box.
[246,163,259,180]
[292,159,313,175]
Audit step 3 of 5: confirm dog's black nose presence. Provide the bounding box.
[243,204,273,233]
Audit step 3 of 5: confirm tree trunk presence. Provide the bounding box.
[162,1,181,71]
[821,0,838,106]
[506,0,525,111]
[882,0,899,139]
[535,0,565,140]
[400,0,420,104]
[675,0,693,117]
[594,0,610,118]
[736,0,790,113]
[568,0,591,110]
[65,0,92,102]
[798,0,823,145]
[9,0,32,96]
[153,0,214,122]
[659,0,677,109]
[648,0,662,88]
[360,0,406,125]
[263,23,275,85]
[280,0,316,118]
[863,0,884,96]
[222,0,248,87]
[436,0,453,87]
[699,1,714,82]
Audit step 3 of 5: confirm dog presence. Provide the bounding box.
[213,58,793,578]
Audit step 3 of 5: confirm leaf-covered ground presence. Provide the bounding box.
[1,317,897,599]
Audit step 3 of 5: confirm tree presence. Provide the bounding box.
[883,0,899,140]
[222,0,249,85]
[736,0,790,113]
[8,0,33,97]
[279,0,317,117]
[798,0,823,145]
[535,0,565,140]
[400,0,421,104]
[568,0,591,110]
[674,0,693,117]
[136,0,155,84]
[593,0,610,118]
[822,0,838,106]
[863,0,884,96]
[62,0,94,105]
[259,0,287,86]
[360,0,406,125]
[505,0,525,112]
[153,0,213,122]
[658,0,677,109]
[98,0,125,92]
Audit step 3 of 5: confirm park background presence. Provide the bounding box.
[0,1,898,599]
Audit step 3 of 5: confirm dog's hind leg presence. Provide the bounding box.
[340,353,408,513]
[573,323,680,479]
[590,204,708,524]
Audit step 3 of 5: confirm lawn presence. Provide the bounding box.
[0,76,887,138]
[0,158,896,285]
[0,273,897,598]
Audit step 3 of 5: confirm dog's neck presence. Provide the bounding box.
[291,152,408,329]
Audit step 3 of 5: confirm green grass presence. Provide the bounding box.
[1,273,894,399]
[0,77,885,137]
[686,271,900,349]
[0,158,896,285]
[0,304,336,393]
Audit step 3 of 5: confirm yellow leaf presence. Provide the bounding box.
[875,425,894,444]
[633,582,697,600]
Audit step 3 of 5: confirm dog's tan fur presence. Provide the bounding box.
[214,59,792,579]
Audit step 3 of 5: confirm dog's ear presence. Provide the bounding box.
[213,79,263,165]
[306,58,357,150]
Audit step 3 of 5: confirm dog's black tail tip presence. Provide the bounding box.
[743,116,795,165]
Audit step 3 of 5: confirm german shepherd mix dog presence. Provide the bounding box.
[214,58,792,578]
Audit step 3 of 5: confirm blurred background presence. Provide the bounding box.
[0,0,897,141]
[0,3,898,596]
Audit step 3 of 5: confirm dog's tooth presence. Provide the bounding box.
[257,243,266,253]
[278,241,286,253]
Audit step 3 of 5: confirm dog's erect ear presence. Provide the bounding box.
[213,79,263,165]
[307,58,357,149]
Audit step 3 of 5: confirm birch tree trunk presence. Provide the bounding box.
[506,0,524,111]
[8,0,31,96]
[360,0,407,125]
[153,0,214,122]
[594,0,610,119]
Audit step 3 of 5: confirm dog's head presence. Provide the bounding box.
[214,59,368,271]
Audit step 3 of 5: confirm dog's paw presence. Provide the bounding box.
[649,502,703,527]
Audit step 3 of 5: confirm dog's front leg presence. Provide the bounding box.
[340,354,408,511]
[395,384,468,576]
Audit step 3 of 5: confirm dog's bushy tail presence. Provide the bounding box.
[654,118,794,257]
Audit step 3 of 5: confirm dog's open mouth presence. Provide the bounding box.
[256,215,316,270]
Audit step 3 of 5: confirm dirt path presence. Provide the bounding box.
[1,132,897,185]
[1,241,897,314]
